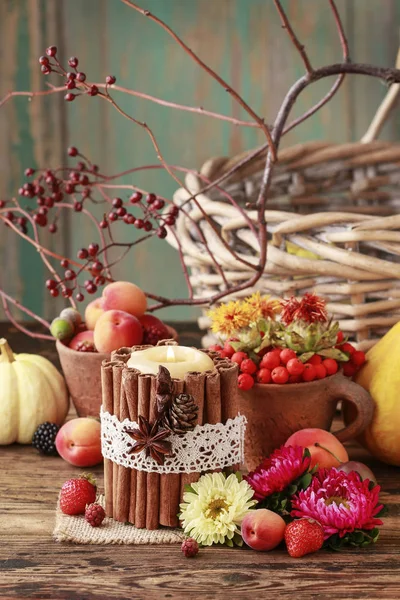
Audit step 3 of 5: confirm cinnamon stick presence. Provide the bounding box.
[146,376,160,530]
[123,369,140,525]
[114,369,131,523]
[204,369,222,426]
[180,371,206,501]
[101,359,117,518]
[112,362,125,519]
[216,360,239,470]
[135,374,151,528]
[159,378,184,528]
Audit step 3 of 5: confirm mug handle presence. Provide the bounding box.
[331,375,374,443]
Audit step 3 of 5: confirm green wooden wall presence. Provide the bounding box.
[1,0,400,323]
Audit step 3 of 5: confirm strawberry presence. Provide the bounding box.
[59,474,97,515]
[284,518,324,558]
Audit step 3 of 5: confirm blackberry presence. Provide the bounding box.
[32,422,60,455]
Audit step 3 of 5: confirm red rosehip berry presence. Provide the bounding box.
[134,218,144,229]
[339,342,355,355]
[33,213,47,227]
[286,358,305,376]
[230,351,248,365]
[68,146,78,157]
[77,248,88,260]
[24,167,35,177]
[143,221,153,231]
[68,56,79,68]
[280,348,297,365]
[74,201,83,212]
[240,358,257,375]
[260,351,281,370]
[123,214,135,225]
[88,243,99,256]
[108,211,118,222]
[322,358,338,375]
[64,269,76,281]
[46,46,57,57]
[60,259,69,268]
[157,226,167,239]
[351,350,366,368]
[67,72,76,80]
[116,207,126,217]
[39,56,50,65]
[88,85,99,96]
[164,215,176,226]
[76,292,84,302]
[86,282,97,295]
[91,260,103,273]
[342,362,357,377]
[336,331,344,344]
[223,341,235,357]
[62,287,72,298]
[46,279,57,290]
[64,93,76,102]
[153,199,165,210]
[238,373,255,391]
[65,183,75,194]
[4,211,14,222]
[271,366,289,384]
[66,80,76,90]
[209,344,223,353]
[181,538,199,558]
[49,223,57,233]
[80,175,89,186]
[41,66,51,75]
[169,205,179,217]
[76,72,86,82]
[106,75,116,85]
[50,288,59,297]
[145,193,157,204]
[99,219,108,229]
[112,197,123,208]
[256,368,272,384]
[129,191,142,204]
[314,364,327,379]
[302,364,317,382]
[307,354,322,366]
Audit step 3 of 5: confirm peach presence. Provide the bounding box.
[68,330,95,351]
[241,509,286,551]
[85,298,105,330]
[94,309,143,353]
[102,281,147,317]
[284,428,349,469]
[55,417,102,467]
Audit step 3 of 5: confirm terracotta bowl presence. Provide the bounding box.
[56,325,178,417]
[237,372,374,472]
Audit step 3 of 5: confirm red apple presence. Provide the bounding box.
[55,418,102,467]
[94,309,143,353]
[241,509,286,551]
[68,330,95,351]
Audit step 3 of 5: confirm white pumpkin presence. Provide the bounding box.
[0,338,69,444]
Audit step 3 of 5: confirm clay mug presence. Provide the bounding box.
[237,372,374,472]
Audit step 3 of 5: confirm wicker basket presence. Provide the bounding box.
[168,94,400,351]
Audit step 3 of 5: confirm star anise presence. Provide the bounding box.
[125,415,172,465]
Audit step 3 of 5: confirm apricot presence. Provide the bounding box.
[284,428,349,469]
[94,309,143,353]
[241,509,286,551]
[102,281,147,318]
[55,418,102,467]
[85,298,105,330]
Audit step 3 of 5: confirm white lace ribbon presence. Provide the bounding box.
[100,408,246,474]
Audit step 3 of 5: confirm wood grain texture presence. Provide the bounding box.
[1,1,400,324]
[0,323,400,599]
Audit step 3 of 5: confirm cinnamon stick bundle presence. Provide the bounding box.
[216,360,239,470]
[135,373,152,528]
[159,378,184,527]
[122,369,139,525]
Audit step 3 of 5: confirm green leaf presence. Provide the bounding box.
[376,505,388,517]
[234,471,243,483]
[233,532,244,547]
[298,351,314,363]
[184,484,196,495]
[297,472,312,490]
[318,348,349,361]
[225,538,234,548]
[229,340,245,352]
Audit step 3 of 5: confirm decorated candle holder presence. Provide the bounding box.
[100,339,245,530]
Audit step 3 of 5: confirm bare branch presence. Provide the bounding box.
[273,0,313,74]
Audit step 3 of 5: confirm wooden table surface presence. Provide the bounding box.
[0,322,399,600]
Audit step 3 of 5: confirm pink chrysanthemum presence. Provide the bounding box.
[291,467,384,540]
[244,445,311,502]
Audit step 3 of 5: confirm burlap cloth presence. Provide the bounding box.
[53,495,185,545]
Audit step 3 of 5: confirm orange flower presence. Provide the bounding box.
[244,291,281,321]
[207,301,253,336]
[281,293,328,325]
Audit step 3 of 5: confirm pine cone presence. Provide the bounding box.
[162,393,198,434]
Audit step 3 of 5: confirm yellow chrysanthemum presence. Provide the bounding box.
[179,472,256,547]
[207,301,253,336]
[244,291,281,321]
